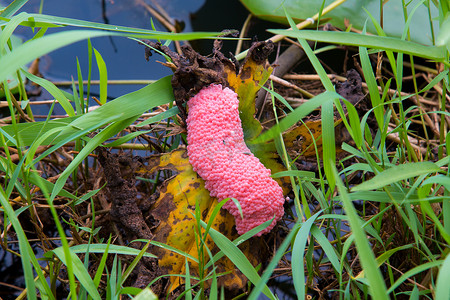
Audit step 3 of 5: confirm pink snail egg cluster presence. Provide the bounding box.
[186,84,285,236]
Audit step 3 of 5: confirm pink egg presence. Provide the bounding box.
[186,84,285,236]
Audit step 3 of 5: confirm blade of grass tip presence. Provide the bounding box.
[76,58,85,113]
[72,77,82,116]
[335,98,363,149]
[358,25,384,130]
[435,252,450,300]
[351,161,442,192]
[93,48,108,105]
[185,258,192,300]
[332,164,388,299]
[199,220,275,299]
[93,238,112,291]
[108,255,118,298]
[409,285,419,300]
[291,212,322,298]
[135,106,180,127]
[209,271,218,300]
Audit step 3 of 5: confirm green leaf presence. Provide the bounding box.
[352,162,442,191]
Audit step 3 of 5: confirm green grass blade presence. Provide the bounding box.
[134,288,158,300]
[292,212,322,298]
[352,162,442,191]
[247,219,305,300]
[253,91,338,143]
[22,69,75,116]
[199,221,275,299]
[49,76,174,201]
[333,164,388,299]
[47,246,102,300]
[359,42,384,129]
[68,243,157,258]
[0,28,223,84]
[0,192,38,300]
[121,241,151,284]
[0,30,111,82]
[50,116,137,201]
[266,29,446,61]
[437,13,450,48]
[93,48,107,105]
[435,253,450,300]
[0,0,28,17]
[202,218,273,270]
[310,224,341,272]
[103,130,151,147]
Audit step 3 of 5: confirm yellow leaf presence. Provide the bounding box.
[142,149,263,293]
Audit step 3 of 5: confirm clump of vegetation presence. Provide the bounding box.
[0,0,449,299]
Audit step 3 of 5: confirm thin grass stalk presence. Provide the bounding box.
[268,81,304,220]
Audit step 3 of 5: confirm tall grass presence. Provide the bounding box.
[1,0,450,299]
